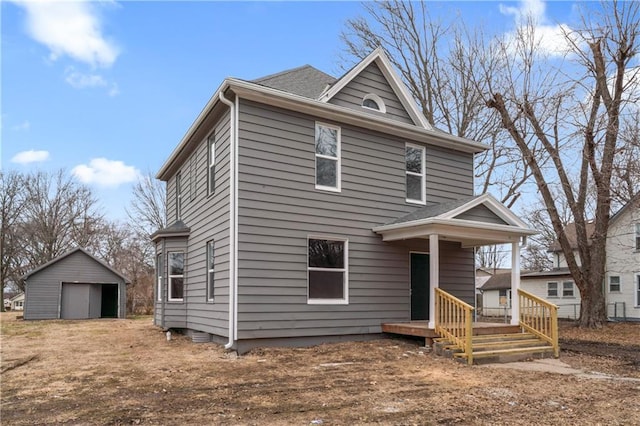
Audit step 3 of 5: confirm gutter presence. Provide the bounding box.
[218,91,238,350]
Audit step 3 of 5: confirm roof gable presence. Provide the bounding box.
[320,48,432,130]
[251,65,336,99]
[22,247,130,283]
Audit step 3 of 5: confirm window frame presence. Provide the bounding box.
[206,240,215,302]
[175,172,182,220]
[361,93,387,113]
[608,275,621,293]
[307,236,349,305]
[167,251,184,302]
[635,223,640,251]
[547,281,558,298]
[635,273,640,307]
[405,143,426,205]
[208,133,216,196]
[562,281,575,298]
[156,253,163,302]
[314,122,341,192]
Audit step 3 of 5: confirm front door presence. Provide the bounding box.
[410,253,430,320]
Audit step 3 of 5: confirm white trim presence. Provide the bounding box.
[439,193,530,229]
[428,234,439,328]
[206,240,215,302]
[167,251,184,302]
[207,133,216,196]
[307,235,349,305]
[175,172,182,221]
[314,122,341,192]
[319,48,432,130]
[405,142,426,205]
[510,242,521,325]
[608,275,621,293]
[635,273,640,307]
[362,93,386,113]
[156,253,162,302]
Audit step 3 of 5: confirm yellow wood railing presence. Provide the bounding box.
[435,288,475,365]
[518,289,559,357]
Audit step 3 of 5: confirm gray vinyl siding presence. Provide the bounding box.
[24,251,126,320]
[328,62,414,125]
[235,99,474,339]
[157,110,231,336]
[439,242,475,306]
[455,204,508,225]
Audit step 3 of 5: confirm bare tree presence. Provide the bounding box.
[340,0,533,208]
[0,171,27,309]
[126,171,166,238]
[485,1,639,327]
[6,170,105,291]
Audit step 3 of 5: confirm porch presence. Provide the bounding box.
[381,320,521,342]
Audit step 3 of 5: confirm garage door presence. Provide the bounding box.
[60,283,91,319]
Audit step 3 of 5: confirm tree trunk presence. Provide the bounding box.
[577,279,607,327]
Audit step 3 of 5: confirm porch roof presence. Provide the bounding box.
[372,194,537,248]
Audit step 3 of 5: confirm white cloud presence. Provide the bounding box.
[72,158,140,187]
[65,68,108,89]
[499,0,575,57]
[12,120,31,131]
[11,149,50,164]
[13,0,119,68]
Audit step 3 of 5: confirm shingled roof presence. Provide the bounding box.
[251,65,337,99]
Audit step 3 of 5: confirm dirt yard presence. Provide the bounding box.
[1,313,639,425]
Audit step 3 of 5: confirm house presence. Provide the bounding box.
[23,248,129,320]
[152,48,537,353]
[478,270,514,317]
[9,293,25,311]
[605,194,640,320]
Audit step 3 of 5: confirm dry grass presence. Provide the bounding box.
[1,311,639,425]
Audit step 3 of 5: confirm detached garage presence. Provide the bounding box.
[23,247,129,320]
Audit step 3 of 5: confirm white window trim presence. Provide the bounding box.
[608,275,621,293]
[547,281,559,298]
[175,172,183,220]
[207,240,215,302]
[405,143,426,205]
[635,223,640,251]
[561,281,575,298]
[307,235,349,305]
[208,133,216,196]
[156,254,162,302]
[635,273,640,307]
[314,122,341,193]
[362,93,387,113]
[168,251,184,302]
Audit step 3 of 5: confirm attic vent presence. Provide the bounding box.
[362,93,386,113]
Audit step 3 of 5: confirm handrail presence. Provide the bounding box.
[518,289,559,357]
[434,288,474,365]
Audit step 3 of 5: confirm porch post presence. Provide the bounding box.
[510,240,521,325]
[428,234,439,328]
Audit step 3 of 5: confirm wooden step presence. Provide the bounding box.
[471,338,544,350]
[470,333,535,342]
[454,345,554,359]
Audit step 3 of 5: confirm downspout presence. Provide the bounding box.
[218,90,238,350]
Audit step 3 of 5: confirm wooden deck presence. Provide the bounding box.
[381,321,522,339]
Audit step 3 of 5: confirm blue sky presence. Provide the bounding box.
[2,0,579,221]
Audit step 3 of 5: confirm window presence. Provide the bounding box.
[547,282,558,297]
[635,223,640,251]
[498,289,512,307]
[362,93,386,113]
[308,237,348,304]
[208,134,216,195]
[206,241,215,301]
[405,143,425,204]
[156,254,163,302]
[168,252,184,301]
[315,123,341,191]
[175,172,182,220]
[609,275,621,292]
[635,274,640,307]
[562,281,575,298]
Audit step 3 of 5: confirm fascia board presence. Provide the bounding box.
[373,217,538,236]
[439,193,531,229]
[319,48,380,102]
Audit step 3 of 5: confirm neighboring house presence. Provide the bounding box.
[23,248,129,320]
[152,48,536,353]
[10,293,25,311]
[606,194,640,320]
[479,271,515,317]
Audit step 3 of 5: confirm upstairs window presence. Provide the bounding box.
[315,123,341,192]
[635,223,640,251]
[362,94,386,113]
[208,134,216,196]
[405,143,425,204]
[609,275,621,292]
[308,237,348,304]
[168,251,184,302]
[207,240,215,302]
[175,172,182,220]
